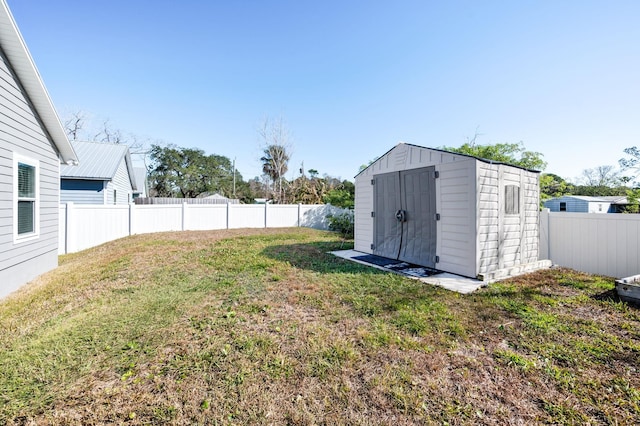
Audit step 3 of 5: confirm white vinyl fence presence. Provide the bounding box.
[59,203,348,254]
[540,209,640,278]
[59,204,639,279]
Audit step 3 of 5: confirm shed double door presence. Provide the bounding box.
[373,166,437,268]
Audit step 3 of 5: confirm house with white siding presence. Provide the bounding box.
[354,143,546,281]
[0,0,78,298]
[60,141,137,205]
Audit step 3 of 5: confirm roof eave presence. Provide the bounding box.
[0,1,77,165]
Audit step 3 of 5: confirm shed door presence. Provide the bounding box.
[373,171,402,259]
[398,167,437,267]
[373,166,437,268]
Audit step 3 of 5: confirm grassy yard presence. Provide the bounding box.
[1,228,638,425]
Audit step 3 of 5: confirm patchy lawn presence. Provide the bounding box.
[1,228,638,425]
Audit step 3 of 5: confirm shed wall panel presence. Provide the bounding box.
[354,175,374,253]
[435,159,476,277]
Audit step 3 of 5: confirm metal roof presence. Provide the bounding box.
[61,141,136,190]
[0,1,77,165]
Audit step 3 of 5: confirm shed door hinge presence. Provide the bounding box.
[434,171,440,179]
[371,211,375,218]
[435,213,440,221]
[371,179,375,185]
[371,244,375,250]
[434,255,440,263]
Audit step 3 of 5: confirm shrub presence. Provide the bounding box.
[326,209,354,239]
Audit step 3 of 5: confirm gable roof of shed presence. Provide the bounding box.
[355,142,541,178]
[61,141,137,190]
[0,1,76,165]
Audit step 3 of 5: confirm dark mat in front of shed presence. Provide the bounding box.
[353,254,442,278]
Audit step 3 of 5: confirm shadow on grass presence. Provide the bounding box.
[593,288,640,309]
[261,241,386,276]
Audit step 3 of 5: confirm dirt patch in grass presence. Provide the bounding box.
[1,228,639,425]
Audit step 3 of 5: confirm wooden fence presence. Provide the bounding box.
[59,203,347,254]
[539,209,640,278]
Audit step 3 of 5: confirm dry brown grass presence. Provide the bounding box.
[1,228,638,425]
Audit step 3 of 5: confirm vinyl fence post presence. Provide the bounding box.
[298,203,302,227]
[65,202,74,254]
[226,202,230,229]
[129,203,134,236]
[264,203,268,228]
[182,202,187,231]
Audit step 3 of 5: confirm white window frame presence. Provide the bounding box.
[13,152,40,243]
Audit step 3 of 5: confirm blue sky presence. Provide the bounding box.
[9,0,640,183]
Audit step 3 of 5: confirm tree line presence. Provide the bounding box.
[443,139,640,210]
[62,111,639,210]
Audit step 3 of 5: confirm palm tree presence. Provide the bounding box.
[261,144,290,203]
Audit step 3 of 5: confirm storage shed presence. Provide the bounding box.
[354,143,545,280]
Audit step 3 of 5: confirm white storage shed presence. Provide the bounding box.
[354,143,545,280]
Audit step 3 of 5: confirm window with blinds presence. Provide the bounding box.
[17,162,36,234]
[14,154,39,241]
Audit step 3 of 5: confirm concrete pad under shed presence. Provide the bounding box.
[331,250,486,294]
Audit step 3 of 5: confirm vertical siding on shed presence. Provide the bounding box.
[521,171,540,264]
[501,168,525,269]
[477,163,539,276]
[0,47,60,298]
[354,175,374,253]
[435,159,476,278]
[476,163,500,275]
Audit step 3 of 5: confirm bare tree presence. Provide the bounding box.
[257,116,293,203]
[465,125,483,147]
[63,111,87,141]
[95,119,123,144]
[580,165,621,187]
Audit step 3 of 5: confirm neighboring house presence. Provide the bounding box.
[60,141,137,205]
[543,195,626,213]
[0,0,78,298]
[132,167,148,199]
[598,196,630,213]
[355,143,546,281]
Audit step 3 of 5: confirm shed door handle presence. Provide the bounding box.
[395,210,407,222]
